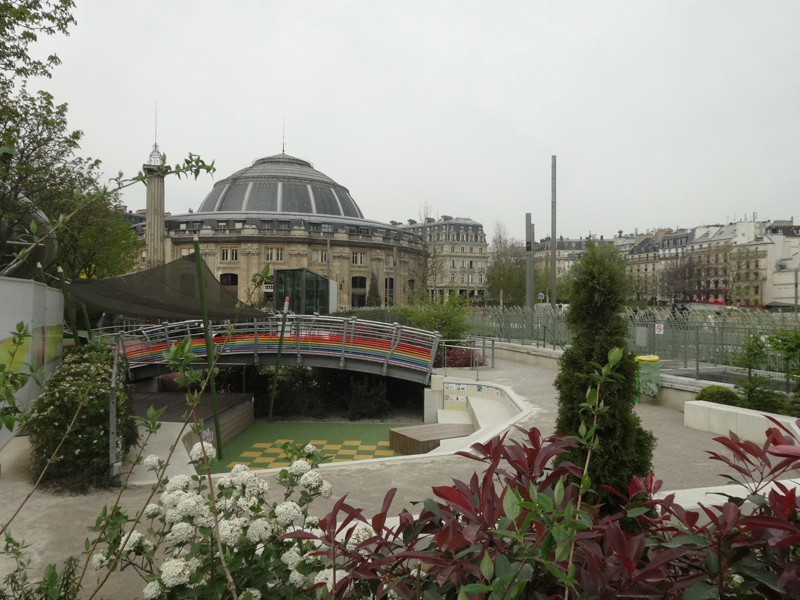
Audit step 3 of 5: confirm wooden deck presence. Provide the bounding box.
[389,423,475,455]
[130,392,252,423]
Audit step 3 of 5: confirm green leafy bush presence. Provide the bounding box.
[736,377,800,417]
[26,344,138,491]
[769,329,800,398]
[554,241,656,511]
[346,375,389,420]
[267,366,324,417]
[695,385,743,406]
[394,292,468,341]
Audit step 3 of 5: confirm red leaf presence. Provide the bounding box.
[738,515,800,532]
[768,486,797,521]
[372,512,386,534]
[767,444,800,459]
[777,564,799,589]
[433,486,473,513]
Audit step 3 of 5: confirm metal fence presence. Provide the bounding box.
[467,306,800,389]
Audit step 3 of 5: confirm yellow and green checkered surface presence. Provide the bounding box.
[212,422,404,473]
[227,439,397,469]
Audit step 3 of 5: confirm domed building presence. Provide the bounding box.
[137,150,423,310]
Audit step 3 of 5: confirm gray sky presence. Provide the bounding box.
[30,1,800,242]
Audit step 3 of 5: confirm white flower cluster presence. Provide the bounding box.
[218,465,270,497]
[351,522,375,544]
[315,568,335,592]
[142,581,162,599]
[243,589,262,600]
[289,460,311,475]
[319,480,333,499]
[218,517,247,546]
[165,522,194,546]
[189,441,216,462]
[144,503,161,519]
[143,454,160,469]
[161,490,213,527]
[289,569,306,587]
[274,501,303,526]
[165,474,192,493]
[281,548,302,570]
[159,557,193,588]
[299,470,322,489]
[90,552,109,570]
[121,530,152,554]
[347,522,376,554]
[304,443,317,454]
[246,517,275,543]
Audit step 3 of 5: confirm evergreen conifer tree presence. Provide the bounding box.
[554,241,655,510]
[366,275,381,307]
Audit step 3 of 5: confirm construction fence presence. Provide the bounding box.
[467,306,800,391]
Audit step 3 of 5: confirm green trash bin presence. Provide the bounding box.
[635,355,661,402]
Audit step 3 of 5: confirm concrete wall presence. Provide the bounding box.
[640,375,737,412]
[490,341,737,412]
[493,343,561,370]
[0,277,63,452]
[182,396,254,455]
[684,400,800,444]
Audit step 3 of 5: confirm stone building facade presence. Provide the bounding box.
[398,216,489,297]
[135,150,423,310]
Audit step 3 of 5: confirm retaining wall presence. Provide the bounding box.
[684,400,800,444]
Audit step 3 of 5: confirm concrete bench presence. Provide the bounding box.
[390,423,475,455]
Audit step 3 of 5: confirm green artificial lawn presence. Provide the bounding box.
[211,421,406,473]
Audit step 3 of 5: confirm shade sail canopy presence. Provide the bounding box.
[65,254,265,320]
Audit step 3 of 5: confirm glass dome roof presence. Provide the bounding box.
[195,153,364,219]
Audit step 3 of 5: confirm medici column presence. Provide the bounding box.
[144,144,166,269]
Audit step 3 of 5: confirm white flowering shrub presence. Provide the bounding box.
[87,441,337,599]
[26,344,139,491]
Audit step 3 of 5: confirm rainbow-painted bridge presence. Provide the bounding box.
[120,315,441,384]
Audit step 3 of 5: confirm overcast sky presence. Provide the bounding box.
[29,1,800,242]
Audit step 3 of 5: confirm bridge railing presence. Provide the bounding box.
[111,315,441,380]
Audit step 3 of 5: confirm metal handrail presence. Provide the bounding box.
[101,315,441,383]
[542,325,565,351]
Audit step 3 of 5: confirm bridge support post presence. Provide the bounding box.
[383,323,402,376]
[339,319,348,369]
[253,318,259,365]
[296,315,302,366]
[193,236,224,459]
[269,297,290,422]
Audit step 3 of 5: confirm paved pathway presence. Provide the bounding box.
[0,358,741,598]
[294,359,741,516]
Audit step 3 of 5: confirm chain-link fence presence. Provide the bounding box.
[467,306,800,390]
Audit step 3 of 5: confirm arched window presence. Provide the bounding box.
[220,273,239,286]
[351,276,367,289]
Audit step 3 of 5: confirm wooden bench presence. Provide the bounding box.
[390,423,475,455]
